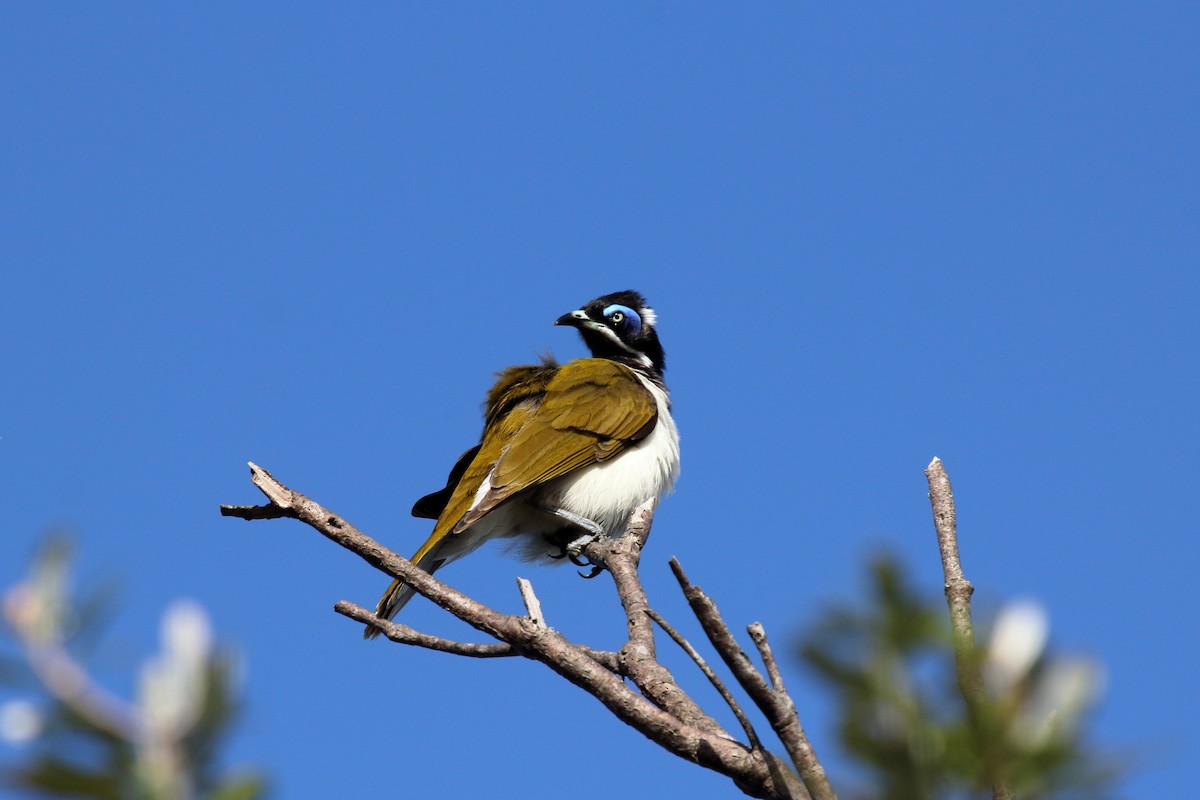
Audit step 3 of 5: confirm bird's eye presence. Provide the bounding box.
[601,303,641,333]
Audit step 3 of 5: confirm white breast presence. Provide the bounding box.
[543,375,680,537]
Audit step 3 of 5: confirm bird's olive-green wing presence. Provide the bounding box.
[367,362,558,636]
[452,358,657,533]
[407,363,557,562]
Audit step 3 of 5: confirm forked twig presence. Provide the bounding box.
[646,608,764,751]
[670,558,835,800]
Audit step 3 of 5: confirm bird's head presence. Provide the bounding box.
[555,290,665,376]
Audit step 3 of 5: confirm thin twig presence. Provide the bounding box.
[336,600,622,670]
[746,624,786,695]
[671,558,832,800]
[219,503,293,520]
[646,608,764,751]
[516,578,546,628]
[334,601,518,658]
[925,456,1013,800]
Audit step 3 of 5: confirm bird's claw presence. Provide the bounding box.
[565,531,598,558]
[546,536,601,568]
[566,532,607,578]
[542,519,606,576]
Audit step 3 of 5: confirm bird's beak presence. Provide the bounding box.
[555,309,589,328]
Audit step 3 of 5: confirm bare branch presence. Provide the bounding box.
[646,608,764,751]
[220,462,298,515]
[581,503,732,740]
[925,457,1013,800]
[222,465,804,799]
[671,559,836,800]
[585,499,657,651]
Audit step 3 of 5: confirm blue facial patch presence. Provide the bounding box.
[602,303,641,333]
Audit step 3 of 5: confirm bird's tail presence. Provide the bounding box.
[363,545,448,640]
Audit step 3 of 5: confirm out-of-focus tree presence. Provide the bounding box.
[1,539,266,800]
[800,554,1117,800]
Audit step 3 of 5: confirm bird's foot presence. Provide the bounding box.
[561,532,601,578]
[537,505,607,578]
[544,537,605,578]
[564,531,597,559]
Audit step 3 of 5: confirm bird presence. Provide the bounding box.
[364,290,679,638]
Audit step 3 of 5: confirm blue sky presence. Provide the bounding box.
[2,4,1196,797]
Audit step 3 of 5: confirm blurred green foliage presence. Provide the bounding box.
[1,539,267,800]
[799,555,1120,800]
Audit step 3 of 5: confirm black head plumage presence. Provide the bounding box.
[555,290,666,376]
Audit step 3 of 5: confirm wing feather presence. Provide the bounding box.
[367,362,558,635]
[454,359,657,531]
[389,365,554,583]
